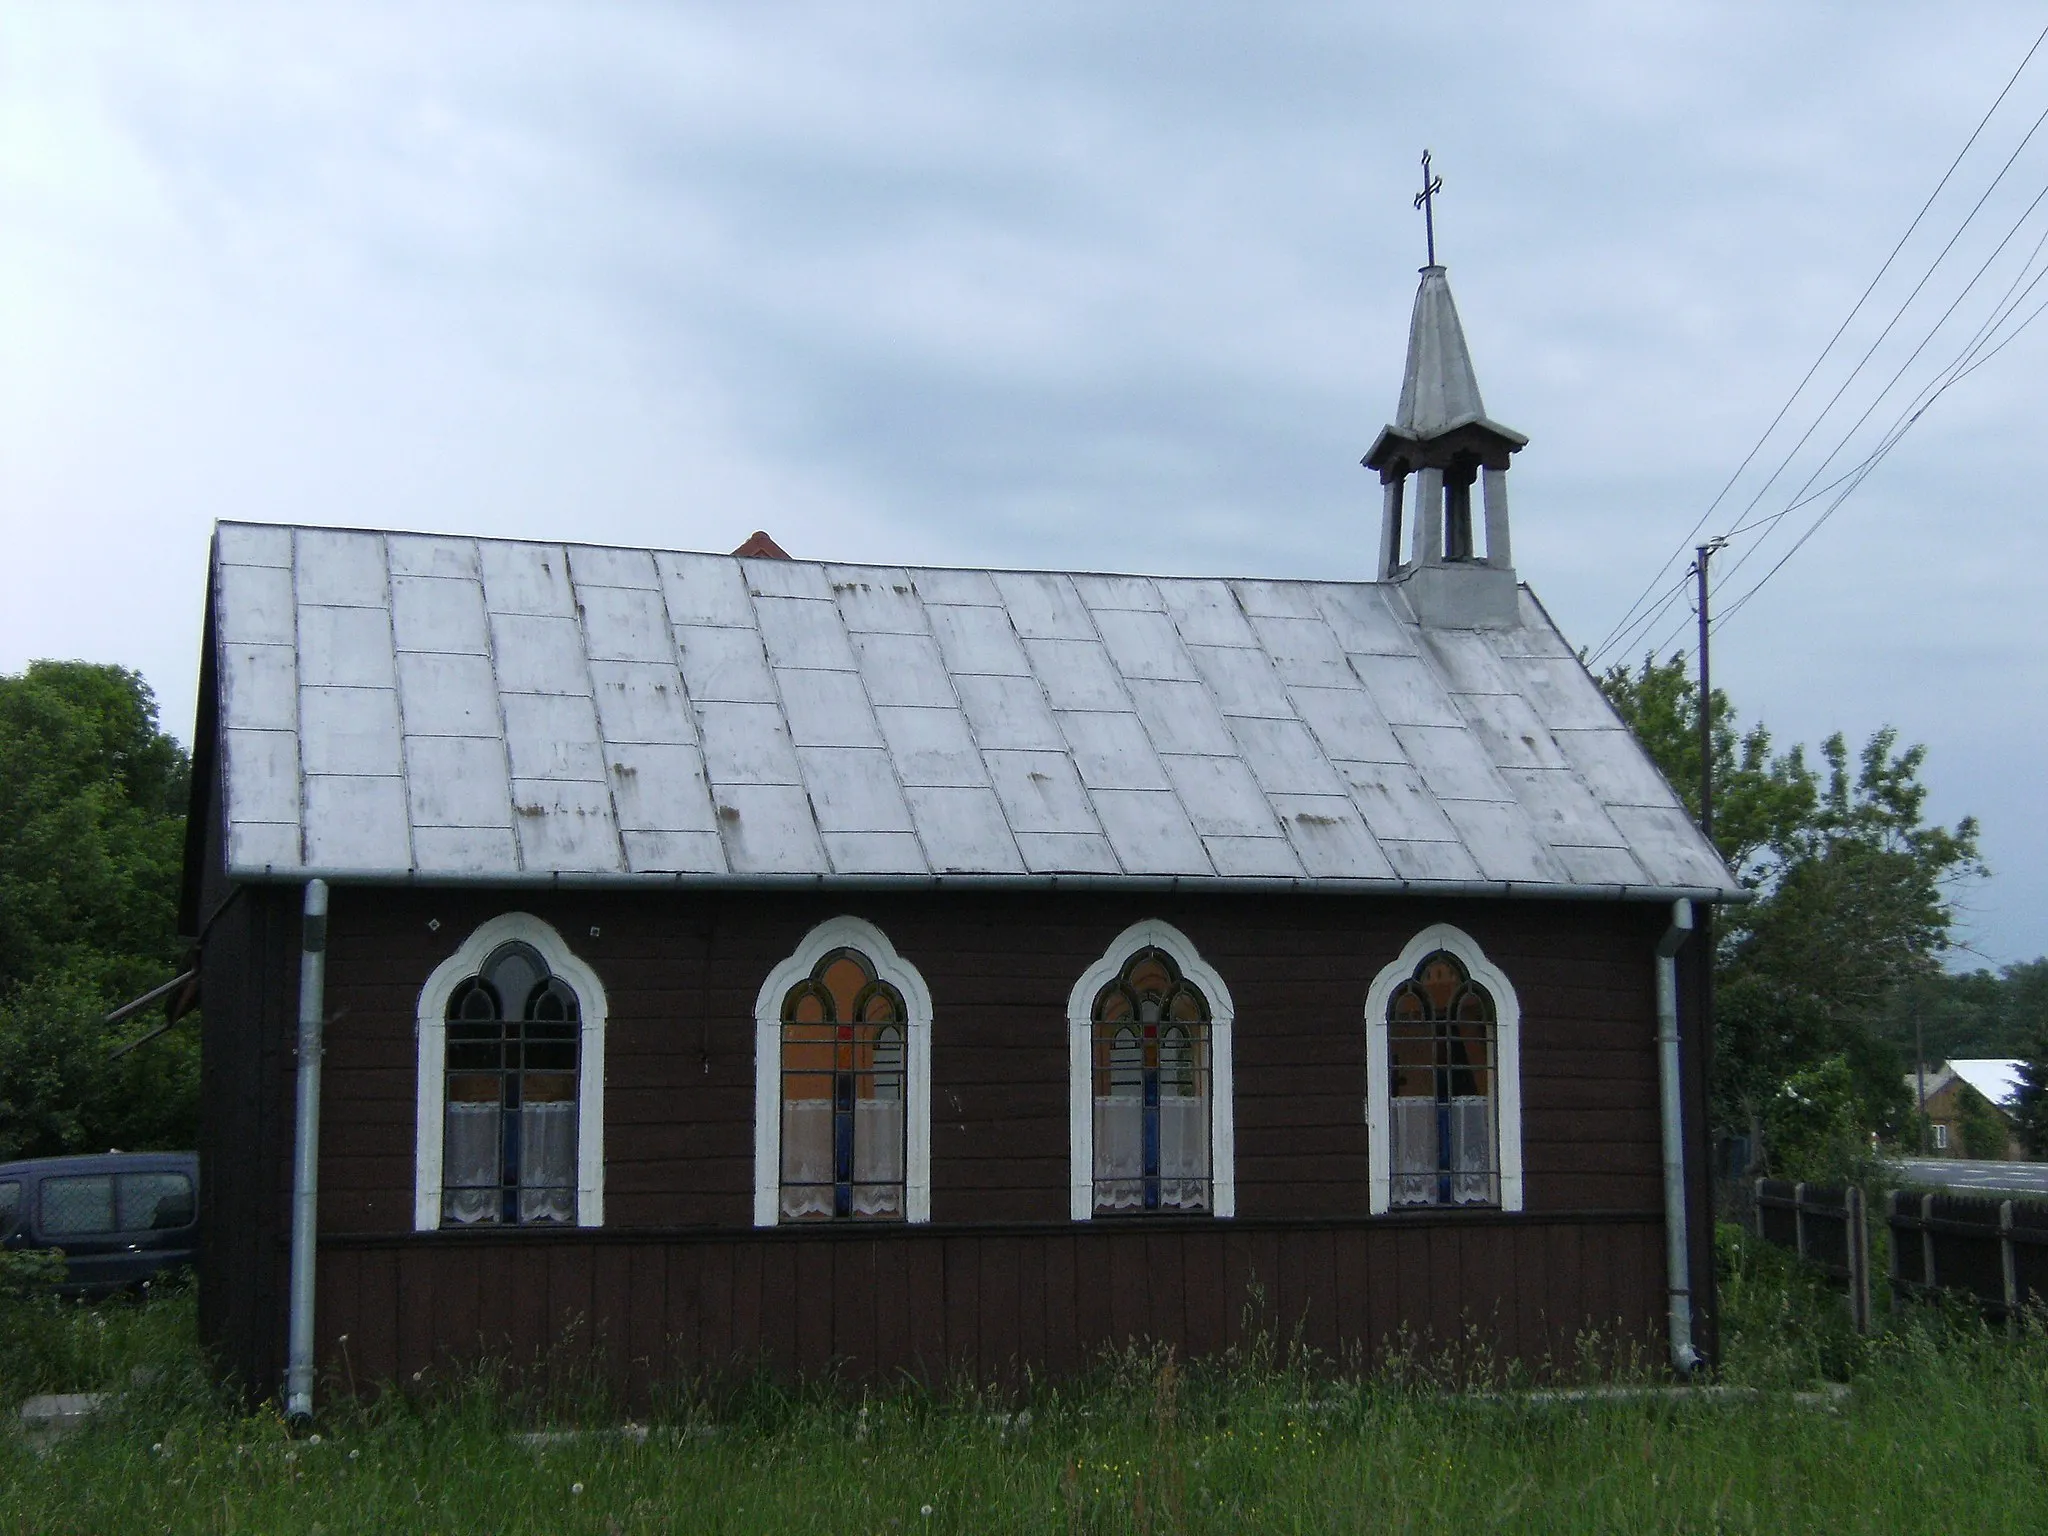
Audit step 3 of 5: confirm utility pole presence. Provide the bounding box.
[1695,541,1728,1167]
[1695,540,1725,844]
[1916,1014,1929,1154]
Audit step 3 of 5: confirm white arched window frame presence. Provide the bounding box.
[1067,919,1236,1221]
[414,912,608,1231]
[753,916,934,1227]
[1364,923,1523,1216]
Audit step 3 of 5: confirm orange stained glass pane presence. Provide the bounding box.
[1169,990,1204,1023]
[447,1073,498,1104]
[861,990,900,1024]
[822,954,872,1019]
[1096,987,1134,1024]
[1128,955,1174,995]
[1418,956,1464,1012]
[523,1072,576,1104]
[1393,986,1425,1021]
[1456,986,1494,1023]
[782,1070,833,1102]
[787,988,828,1024]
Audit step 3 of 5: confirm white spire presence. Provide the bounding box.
[1394,266,1488,438]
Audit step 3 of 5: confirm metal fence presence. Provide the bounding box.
[1746,1179,2048,1328]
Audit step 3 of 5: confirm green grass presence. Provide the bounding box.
[6,1231,2048,1533]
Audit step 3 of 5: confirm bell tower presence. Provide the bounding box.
[1362,154,1527,627]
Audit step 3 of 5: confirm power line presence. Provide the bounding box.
[1585,21,2048,666]
[1705,133,2048,601]
[1710,171,2048,612]
[1712,229,2048,628]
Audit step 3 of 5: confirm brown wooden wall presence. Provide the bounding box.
[201,881,1715,1399]
[317,1215,1668,1400]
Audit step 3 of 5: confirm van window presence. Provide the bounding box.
[42,1175,116,1237]
[118,1173,195,1231]
[0,1181,19,1236]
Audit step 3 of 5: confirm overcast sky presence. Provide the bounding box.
[5,4,2045,966]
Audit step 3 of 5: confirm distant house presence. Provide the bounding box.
[180,256,1741,1413]
[1908,1059,2026,1160]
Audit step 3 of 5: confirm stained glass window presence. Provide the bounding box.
[1386,950,1498,1207]
[779,947,907,1221]
[1091,947,1211,1214]
[442,941,580,1226]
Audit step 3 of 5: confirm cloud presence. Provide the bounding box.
[2,0,2043,960]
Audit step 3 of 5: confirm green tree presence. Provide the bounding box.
[2012,1050,2048,1158]
[1955,1086,2009,1161]
[1598,654,1982,1167]
[0,662,196,1158]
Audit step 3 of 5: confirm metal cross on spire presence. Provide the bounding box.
[1414,149,1444,266]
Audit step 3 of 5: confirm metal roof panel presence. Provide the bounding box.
[395,652,501,738]
[953,674,1063,750]
[391,576,489,656]
[875,705,987,787]
[658,551,756,627]
[1158,579,1259,647]
[298,606,396,690]
[510,778,623,872]
[710,783,829,873]
[578,586,674,664]
[903,786,1026,873]
[386,534,479,580]
[590,661,699,745]
[210,525,1740,896]
[501,694,604,782]
[1060,710,1169,791]
[217,564,296,646]
[479,542,576,618]
[403,737,513,828]
[1090,789,1214,875]
[984,749,1099,835]
[295,529,388,608]
[854,632,957,708]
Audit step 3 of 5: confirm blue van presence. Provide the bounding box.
[0,1152,199,1296]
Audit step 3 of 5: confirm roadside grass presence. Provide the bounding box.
[6,1231,2048,1534]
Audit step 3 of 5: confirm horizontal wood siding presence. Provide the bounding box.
[215,883,1694,1393]
[313,888,1670,1235]
[314,1217,1667,1398]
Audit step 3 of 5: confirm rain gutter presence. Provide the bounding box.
[1656,899,1701,1375]
[231,867,1748,904]
[285,878,328,1422]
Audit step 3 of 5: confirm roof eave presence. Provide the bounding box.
[225,864,1751,903]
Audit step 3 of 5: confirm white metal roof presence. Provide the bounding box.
[1950,1059,2025,1109]
[206,522,1739,897]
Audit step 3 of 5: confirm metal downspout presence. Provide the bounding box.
[1657,898,1701,1375]
[285,879,329,1421]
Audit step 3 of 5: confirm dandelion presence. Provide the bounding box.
[921,1505,934,1518]
[151,1443,164,1455]
[309,1433,322,1446]
[571,1482,585,1496]
[348,1449,361,1462]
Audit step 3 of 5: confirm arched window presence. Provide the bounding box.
[1365,925,1523,1215]
[414,914,607,1230]
[1067,920,1236,1220]
[778,949,908,1221]
[754,918,932,1226]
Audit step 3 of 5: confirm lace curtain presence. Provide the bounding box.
[1093,1095,1208,1210]
[442,1101,500,1225]
[780,1098,835,1219]
[852,1097,904,1217]
[1390,1096,1494,1206]
[518,1100,577,1223]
